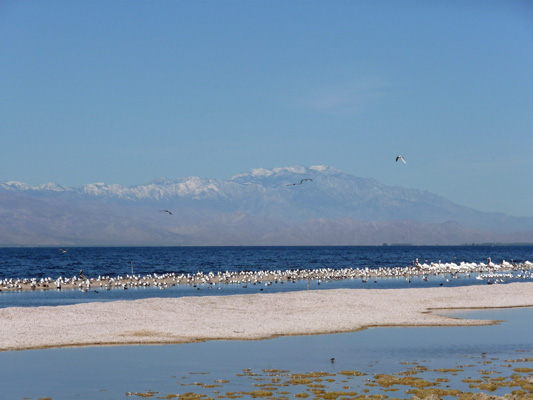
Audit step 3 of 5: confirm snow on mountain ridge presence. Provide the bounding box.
[230,165,339,180]
[0,181,71,192]
[0,165,342,197]
[0,166,461,209]
[79,177,227,200]
[0,181,34,191]
[2,166,533,245]
[309,165,337,172]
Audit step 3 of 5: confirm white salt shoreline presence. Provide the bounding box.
[1,282,533,352]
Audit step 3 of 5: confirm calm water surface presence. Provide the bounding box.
[1,308,532,400]
[1,246,532,399]
[1,245,533,308]
[2,246,533,279]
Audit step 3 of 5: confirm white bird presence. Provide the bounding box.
[395,155,406,164]
[59,248,68,253]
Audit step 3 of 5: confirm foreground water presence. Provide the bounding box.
[1,247,532,399]
[1,246,533,308]
[1,307,531,399]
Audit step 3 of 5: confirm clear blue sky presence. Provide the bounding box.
[1,1,532,216]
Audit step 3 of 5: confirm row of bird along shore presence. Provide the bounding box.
[1,258,532,292]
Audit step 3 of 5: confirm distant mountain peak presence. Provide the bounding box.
[309,165,338,172]
[0,181,71,192]
[0,181,33,191]
[1,165,533,245]
[231,165,339,181]
[1,165,343,194]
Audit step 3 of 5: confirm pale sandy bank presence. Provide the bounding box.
[1,282,532,351]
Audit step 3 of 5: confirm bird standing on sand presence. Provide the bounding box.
[286,178,313,186]
[395,155,406,164]
[79,270,87,280]
[159,209,173,215]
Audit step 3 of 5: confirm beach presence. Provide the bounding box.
[1,282,533,352]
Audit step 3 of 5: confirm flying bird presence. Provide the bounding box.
[395,155,406,164]
[59,249,68,253]
[159,210,173,215]
[286,178,313,186]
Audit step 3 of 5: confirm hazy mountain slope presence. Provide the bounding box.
[1,165,532,246]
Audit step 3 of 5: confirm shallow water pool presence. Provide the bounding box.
[1,307,532,399]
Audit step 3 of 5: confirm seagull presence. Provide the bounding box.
[396,155,406,164]
[159,209,173,215]
[59,249,68,253]
[286,178,313,186]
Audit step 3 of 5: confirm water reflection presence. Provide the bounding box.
[0,274,528,309]
[0,308,532,399]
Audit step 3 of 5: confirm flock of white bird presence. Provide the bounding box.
[1,259,532,292]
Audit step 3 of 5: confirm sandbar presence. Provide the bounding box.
[1,282,533,351]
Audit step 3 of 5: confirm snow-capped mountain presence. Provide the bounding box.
[1,165,532,246]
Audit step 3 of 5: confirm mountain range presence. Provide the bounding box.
[1,165,532,246]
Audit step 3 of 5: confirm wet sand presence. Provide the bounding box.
[1,282,532,352]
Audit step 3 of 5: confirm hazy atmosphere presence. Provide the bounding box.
[1,0,532,218]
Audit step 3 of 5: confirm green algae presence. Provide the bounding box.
[506,358,533,363]
[173,394,212,400]
[119,350,533,400]
[373,374,437,389]
[514,368,533,373]
[237,390,273,398]
[313,390,359,399]
[126,391,159,397]
[221,393,243,399]
[434,368,464,373]
[308,383,326,388]
[262,369,289,374]
[405,387,462,398]
[338,370,366,377]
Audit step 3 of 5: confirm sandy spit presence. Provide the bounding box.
[1,282,533,352]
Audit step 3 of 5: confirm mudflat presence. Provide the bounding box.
[1,282,532,351]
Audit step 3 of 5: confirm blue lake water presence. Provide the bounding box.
[1,247,532,399]
[1,245,533,308]
[2,246,533,279]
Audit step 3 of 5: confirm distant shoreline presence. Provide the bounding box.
[2,243,533,248]
[1,283,532,352]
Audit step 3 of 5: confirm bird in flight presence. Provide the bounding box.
[59,248,68,253]
[286,178,313,186]
[159,210,173,215]
[396,155,406,164]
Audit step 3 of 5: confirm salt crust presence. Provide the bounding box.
[1,282,532,351]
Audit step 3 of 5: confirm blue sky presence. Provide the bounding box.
[1,0,532,216]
